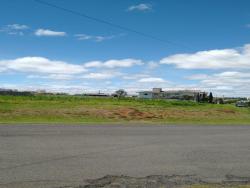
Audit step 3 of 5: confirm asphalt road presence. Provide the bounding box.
[0,124,250,188]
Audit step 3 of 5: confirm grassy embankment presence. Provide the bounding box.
[0,95,250,124]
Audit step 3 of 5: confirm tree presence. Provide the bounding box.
[195,93,200,102]
[114,89,127,98]
[201,92,207,102]
[208,92,213,103]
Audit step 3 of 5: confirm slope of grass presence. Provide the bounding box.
[0,95,249,124]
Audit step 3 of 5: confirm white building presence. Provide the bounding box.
[138,88,207,101]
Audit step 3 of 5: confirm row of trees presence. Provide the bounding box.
[0,89,33,96]
[195,92,213,103]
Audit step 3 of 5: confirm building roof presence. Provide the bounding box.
[138,89,204,94]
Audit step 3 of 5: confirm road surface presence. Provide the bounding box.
[0,124,250,188]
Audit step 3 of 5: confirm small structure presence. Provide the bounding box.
[236,100,250,107]
[83,92,110,97]
[215,98,224,104]
[138,88,207,101]
[138,88,164,99]
[84,93,110,97]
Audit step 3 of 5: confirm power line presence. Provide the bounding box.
[34,0,190,49]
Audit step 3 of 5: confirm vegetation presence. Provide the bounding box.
[0,94,250,124]
[113,89,128,98]
[208,92,213,103]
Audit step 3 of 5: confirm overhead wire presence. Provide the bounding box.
[34,0,191,49]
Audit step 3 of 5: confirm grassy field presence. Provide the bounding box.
[0,95,250,124]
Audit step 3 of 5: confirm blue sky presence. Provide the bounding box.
[0,0,250,96]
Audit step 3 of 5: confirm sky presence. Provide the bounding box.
[0,0,250,97]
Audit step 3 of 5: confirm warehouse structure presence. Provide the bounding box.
[138,88,207,101]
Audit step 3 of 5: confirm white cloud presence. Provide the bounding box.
[81,72,115,80]
[138,77,167,83]
[95,36,113,42]
[7,24,29,30]
[0,24,29,35]
[127,3,152,12]
[75,33,124,42]
[186,74,209,80]
[83,61,103,68]
[84,59,144,68]
[3,42,250,97]
[35,29,66,37]
[215,71,243,77]
[27,74,74,80]
[187,71,250,97]
[0,57,143,82]
[122,74,150,80]
[147,61,159,69]
[202,71,250,85]
[160,44,250,69]
[0,57,87,74]
[75,34,92,40]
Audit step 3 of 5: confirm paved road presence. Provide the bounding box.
[0,124,250,188]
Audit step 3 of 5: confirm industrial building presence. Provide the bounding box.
[138,88,207,101]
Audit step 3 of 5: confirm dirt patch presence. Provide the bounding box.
[63,174,250,188]
[109,108,161,120]
[82,175,204,188]
[0,106,240,121]
[66,107,162,120]
[216,109,236,114]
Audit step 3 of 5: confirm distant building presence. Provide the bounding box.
[138,88,207,101]
[138,88,162,99]
[235,100,250,107]
[35,89,46,94]
[83,93,110,97]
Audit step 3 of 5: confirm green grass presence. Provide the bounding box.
[0,95,250,124]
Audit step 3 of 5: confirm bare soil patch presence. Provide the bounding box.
[1,106,241,121]
[64,174,250,188]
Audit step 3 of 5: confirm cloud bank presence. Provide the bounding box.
[161,44,250,69]
[84,59,144,68]
[1,43,250,96]
[0,57,87,74]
